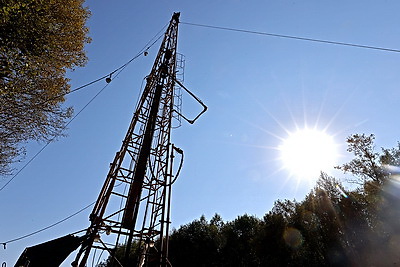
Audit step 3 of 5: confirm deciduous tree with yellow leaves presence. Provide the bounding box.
[0,0,91,175]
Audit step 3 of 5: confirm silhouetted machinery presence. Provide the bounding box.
[16,12,206,267]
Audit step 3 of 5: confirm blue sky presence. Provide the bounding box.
[2,0,400,265]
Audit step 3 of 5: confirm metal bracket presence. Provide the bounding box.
[171,77,207,124]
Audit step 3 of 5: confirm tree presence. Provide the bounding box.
[169,215,224,266]
[335,133,400,265]
[336,134,386,184]
[220,214,262,267]
[256,212,290,266]
[97,241,141,267]
[0,0,91,175]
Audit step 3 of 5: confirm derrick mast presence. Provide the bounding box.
[73,12,185,266]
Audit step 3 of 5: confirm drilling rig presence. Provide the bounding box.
[14,12,205,267]
[69,12,206,266]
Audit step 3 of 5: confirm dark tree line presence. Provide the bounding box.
[101,134,400,266]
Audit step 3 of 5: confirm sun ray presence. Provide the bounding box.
[315,85,330,129]
[322,85,358,133]
[253,94,293,136]
[281,94,302,132]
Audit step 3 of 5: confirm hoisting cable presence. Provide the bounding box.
[38,23,168,105]
[0,83,108,192]
[0,24,167,192]
[170,145,184,185]
[181,21,400,54]
[0,201,95,248]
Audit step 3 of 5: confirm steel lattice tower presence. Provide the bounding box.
[72,12,205,267]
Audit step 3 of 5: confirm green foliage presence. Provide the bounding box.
[97,241,141,267]
[220,215,262,266]
[0,0,91,175]
[336,134,386,184]
[168,215,223,266]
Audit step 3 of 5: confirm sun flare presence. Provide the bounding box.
[279,128,338,180]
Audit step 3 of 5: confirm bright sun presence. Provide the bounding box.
[279,128,338,179]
